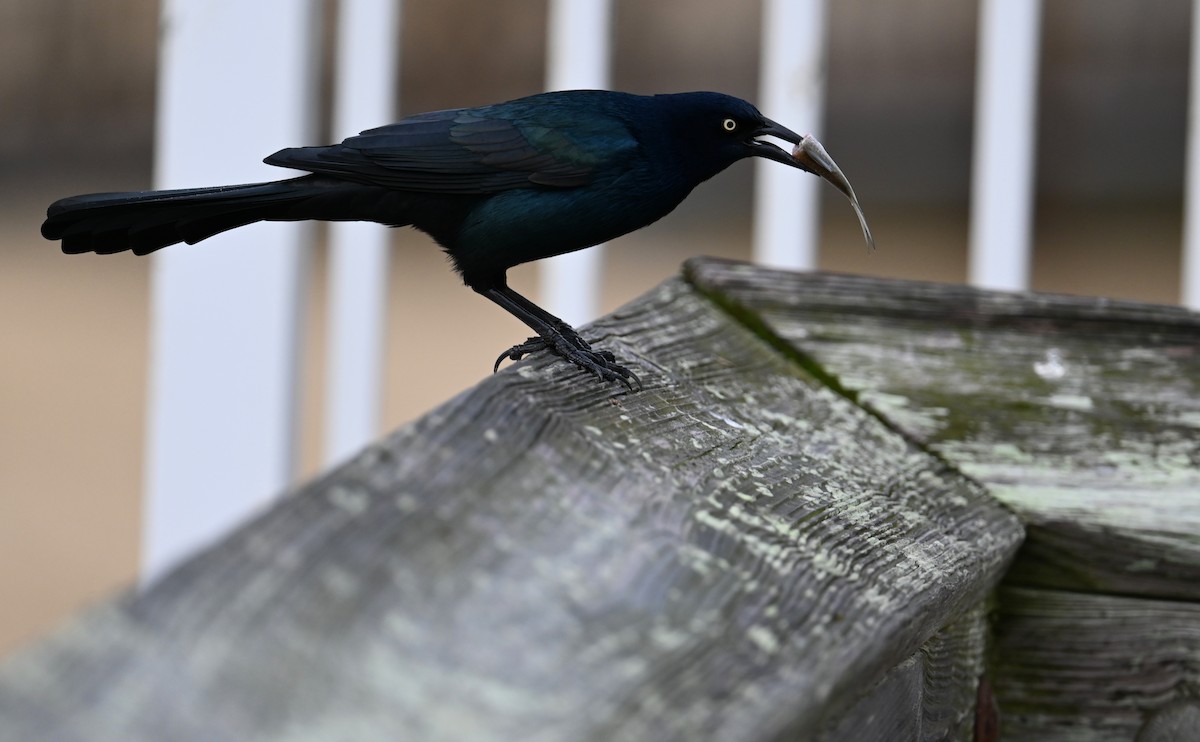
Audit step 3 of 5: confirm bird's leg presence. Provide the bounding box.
[481,284,640,390]
[497,289,616,361]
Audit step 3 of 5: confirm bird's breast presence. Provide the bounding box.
[449,173,693,276]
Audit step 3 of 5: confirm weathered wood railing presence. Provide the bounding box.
[1,258,1196,740]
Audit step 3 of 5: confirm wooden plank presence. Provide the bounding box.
[686,258,1200,600]
[818,601,989,741]
[917,603,991,741]
[992,586,1200,741]
[0,277,1021,741]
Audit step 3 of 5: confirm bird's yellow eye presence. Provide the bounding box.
[722,118,738,132]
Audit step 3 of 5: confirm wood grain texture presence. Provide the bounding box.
[686,257,1200,600]
[818,601,989,741]
[0,277,1021,741]
[993,586,1200,741]
[918,602,990,740]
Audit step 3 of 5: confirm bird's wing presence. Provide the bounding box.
[264,108,629,194]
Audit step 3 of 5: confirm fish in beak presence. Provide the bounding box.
[752,119,875,250]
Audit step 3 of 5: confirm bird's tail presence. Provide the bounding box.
[41,177,320,256]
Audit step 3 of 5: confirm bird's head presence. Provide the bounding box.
[653,92,800,177]
[653,92,873,248]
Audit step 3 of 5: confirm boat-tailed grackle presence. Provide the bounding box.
[41,90,872,389]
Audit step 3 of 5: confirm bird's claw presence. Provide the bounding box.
[494,337,547,371]
[493,331,641,391]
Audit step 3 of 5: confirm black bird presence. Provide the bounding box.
[41,90,871,389]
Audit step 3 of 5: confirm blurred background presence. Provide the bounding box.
[0,0,1192,653]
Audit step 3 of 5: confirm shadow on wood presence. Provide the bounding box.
[3,257,1195,740]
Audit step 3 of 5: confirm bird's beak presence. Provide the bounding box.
[752,119,875,250]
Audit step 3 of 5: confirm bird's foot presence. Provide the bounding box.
[494,330,641,390]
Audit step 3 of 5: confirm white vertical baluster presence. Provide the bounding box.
[324,0,402,466]
[754,0,828,270]
[969,0,1043,291]
[540,0,612,326]
[1183,0,1200,309]
[143,0,320,584]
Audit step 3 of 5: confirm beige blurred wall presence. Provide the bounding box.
[1,0,1192,655]
[0,0,159,168]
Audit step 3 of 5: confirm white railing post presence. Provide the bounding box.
[753,0,828,270]
[1183,0,1200,309]
[540,0,612,326]
[323,0,402,467]
[969,0,1043,291]
[143,0,321,584]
